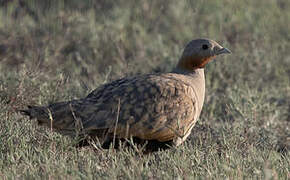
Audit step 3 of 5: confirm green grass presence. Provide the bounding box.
[0,0,289,179]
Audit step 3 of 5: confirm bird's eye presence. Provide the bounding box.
[202,44,208,50]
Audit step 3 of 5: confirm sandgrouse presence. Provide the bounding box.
[21,38,231,151]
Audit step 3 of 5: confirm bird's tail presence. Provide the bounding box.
[20,105,51,124]
[19,101,82,134]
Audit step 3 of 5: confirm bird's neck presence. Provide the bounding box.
[172,66,205,77]
[175,56,214,72]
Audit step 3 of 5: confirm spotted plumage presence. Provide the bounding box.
[20,38,231,151]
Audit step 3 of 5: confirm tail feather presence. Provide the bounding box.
[19,101,109,140]
[19,105,50,124]
[19,108,31,116]
[19,101,90,133]
[20,101,74,125]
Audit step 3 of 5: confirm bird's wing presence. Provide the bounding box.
[70,73,198,142]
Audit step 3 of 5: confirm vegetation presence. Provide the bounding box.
[0,0,289,179]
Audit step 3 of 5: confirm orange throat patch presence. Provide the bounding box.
[177,56,215,71]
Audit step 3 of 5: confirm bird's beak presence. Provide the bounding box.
[215,47,231,55]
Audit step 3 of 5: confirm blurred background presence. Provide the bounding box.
[0,0,289,178]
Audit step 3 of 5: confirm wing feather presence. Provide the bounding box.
[74,73,198,142]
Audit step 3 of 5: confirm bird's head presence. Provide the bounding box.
[177,38,231,71]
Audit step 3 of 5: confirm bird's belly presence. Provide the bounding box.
[112,115,196,143]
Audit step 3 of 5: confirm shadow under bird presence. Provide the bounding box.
[20,38,231,152]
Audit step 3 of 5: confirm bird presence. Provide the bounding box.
[20,38,231,151]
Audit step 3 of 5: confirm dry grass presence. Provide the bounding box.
[0,0,289,179]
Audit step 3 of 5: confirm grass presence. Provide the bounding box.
[0,0,289,179]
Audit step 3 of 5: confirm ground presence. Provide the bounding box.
[0,0,289,179]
